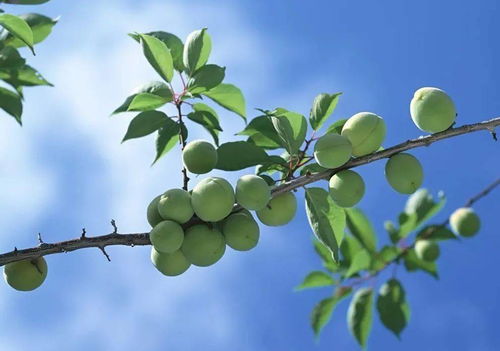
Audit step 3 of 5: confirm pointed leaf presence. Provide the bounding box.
[187,64,225,94]
[310,92,342,130]
[130,31,184,71]
[0,86,22,124]
[345,207,377,253]
[238,115,282,149]
[128,92,170,111]
[138,34,174,82]
[345,250,371,278]
[311,287,352,337]
[313,240,341,272]
[377,279,410,338]
[270,108,307,155]
[0,46,25,69]
[325,118,348,135]
[0,14,33,53]
[183,28,211,74]
[215,141,269,171]
[0,13,57,47]
[295,271,335,291]
[187,103,222,145]
[202,83,246,121]
[153,118,181,164]
[347,288,374,349]
[113,81,172,114]
[0,64,52,86]
[416,225,457,241]
[122,110,168,142]
[403,249,438,279]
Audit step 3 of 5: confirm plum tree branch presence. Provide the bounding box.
[0,117,498,267]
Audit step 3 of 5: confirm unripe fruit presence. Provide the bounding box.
[191,177,235,222]
[410,87,456,133]
[235,175,271,210]
[313,133,352,168]
[147,195,163,227]
[149,220,184,253]
[222,213,260,251]
[150,248,191,276]
[341,112,386,156]
[415,240,440,262]
[450,207,480,237]
[385,153,424,194]
[181,224,226,267]
[256,192,297,226]
[182,139,218,174]
[329,170,365,208]
[4,257,48,291]
[158,188,194,224]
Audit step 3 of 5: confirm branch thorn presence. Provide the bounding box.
[99,246,111,262]
[111,219,118,234]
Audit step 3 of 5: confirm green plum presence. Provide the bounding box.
[222,213,260,251]
[410,87,456,133]
[181,224,226,267]
[191,177,235,222]
[147,195,163,227]
[235,175,271,210]
[256,192,297,226]
[415,240,440,262]
[4,257,48,291]
[341,112,386,156]
[158,188,194,224]
[313,133,352,168]
[385,153,423,194]
[329,170,365,207]
[149,220,184,253]
[182,139,218,174]
[450,207,480,237]
[150,248,191,276]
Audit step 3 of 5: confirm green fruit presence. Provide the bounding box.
[149,220,184,253]
[235,175,271,210]
[256,192,297,226]
[191,177,235,222]
[147,195,163,227]
[222,213,260,251]
[410,87,456,133]
[415,240,440,262]
[158,188,194,224]
[341,112,386,156]
[181,224,226,267]
[450,207,480,237]
[182,140,218,174]
[385,153,423,194]
[4,257,48,291]
[150,248,191,276]
[313,133,352,168]
[329,170,365,207]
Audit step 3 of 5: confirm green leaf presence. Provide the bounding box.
[128,92,171,111]
[187,64,225,94]
[309,92,342,130]
[416,225,457,241]
[325,118,348,135]
[311,287,352,338]
[187,103,222,145]
[0,14,34,54]
[345,250,371,278]
[347,288,374,349]
[153,118,182,164]
[340,235,363,270]
[0,46,25,69]
[305,187,346,262]
[388,212,418,244]
[299,163,328,176]
[202,83,246,121]
[122,110,168,142]
[295,271,335,291]
[313,240,341,272]
[215,141,270,171]
[0,0,50,4]
[0,13,57,47]
[0,64,52,87]
[270,108,307,155]
[403,249,438,279]
[371,245,400,271]
[138,34,174,83]
[345,207,377,253]
[130,31,184,72]
[183,28,211,74]
[0,86,22,123]
[405,189,447,230]
[377,279,410,338]
[113,81,172,114]
[238,115,282,149]
[254,155,288,176]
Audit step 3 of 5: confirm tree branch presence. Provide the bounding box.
[0,117,498,267]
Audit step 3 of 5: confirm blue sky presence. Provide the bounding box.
[0,0,499,350]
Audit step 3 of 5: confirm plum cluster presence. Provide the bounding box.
[147,140,298,276]
[316,87,457,208]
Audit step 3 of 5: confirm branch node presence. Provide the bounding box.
[37,233,44,245]
[80,228,86,239]
[489,128,497,141]
[99,246,111,262]
[111,219,118,234]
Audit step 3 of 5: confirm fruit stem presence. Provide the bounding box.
[175,102,190,191]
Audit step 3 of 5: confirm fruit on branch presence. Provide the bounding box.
[4,257,48,291]
[182,139,218,174]
[341,112,386,156]
[222,212,260,251]
[158,189,194,224]
[150,248,191,276]
[149,220,184,253]
[410,87,456,133]
[191,177,235,222]
[329,170,365,207]
[235,175,271,210]
[450,207,481,237]
[415,240,440,262]
[181,224,226,266]
[313,133,352,168]
[385,153,424,194]
[147,195,163,227]
[256,192,297,226]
